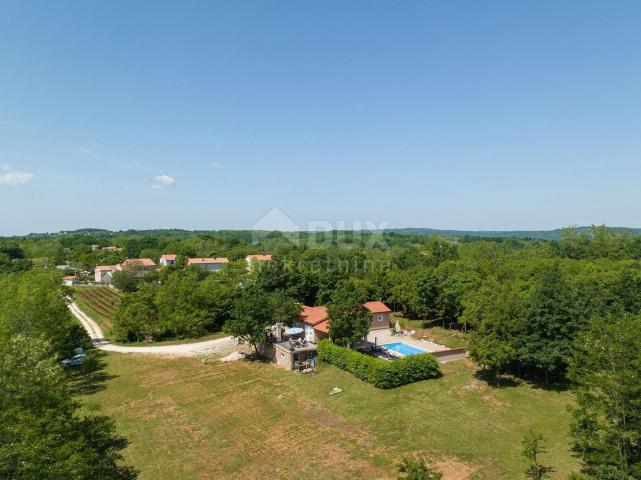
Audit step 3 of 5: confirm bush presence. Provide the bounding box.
[317,340,440,388]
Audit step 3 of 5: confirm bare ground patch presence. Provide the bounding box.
[435,457,476,480]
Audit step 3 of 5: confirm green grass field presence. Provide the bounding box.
[79,353,579,479]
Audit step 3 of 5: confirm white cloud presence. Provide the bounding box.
[212,162,223,169]
[0,164,34,187]
[152,174,175,189]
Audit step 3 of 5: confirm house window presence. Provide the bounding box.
[378,315,383,321]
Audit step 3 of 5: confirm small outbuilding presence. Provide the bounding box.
[273,341,318,371]
[63,275,79,286]
[363,301,392,330]
[160,254,177,267]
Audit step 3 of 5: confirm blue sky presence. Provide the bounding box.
[1,1,641,235]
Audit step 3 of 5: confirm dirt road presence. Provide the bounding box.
[68,301,238,356]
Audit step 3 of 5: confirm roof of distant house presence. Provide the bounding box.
[246,254,272,261]
[363,301,392,314]
[300,305,328,326]
[63,275,76,280]
[160,254,177,261]
[95,265,120,272]
[121,258,156,268]
[186,257,229,265]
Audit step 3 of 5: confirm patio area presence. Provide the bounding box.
[366,328,447,353]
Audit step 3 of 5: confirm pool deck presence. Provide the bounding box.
[367,329,448,353]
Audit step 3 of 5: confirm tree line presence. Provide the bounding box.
[0,269,136,479]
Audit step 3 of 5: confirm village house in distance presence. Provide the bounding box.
[185,257,229,272]
[159,254,177,267]
[245,253,272,271]
[94,254,250,283]
[94,258,157,284]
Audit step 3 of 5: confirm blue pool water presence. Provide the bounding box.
[382,342,428,356]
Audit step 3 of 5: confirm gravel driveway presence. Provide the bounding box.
[68,301,239,357]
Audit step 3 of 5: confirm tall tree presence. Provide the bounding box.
[0,335,136,480]
[516,264,579,383]
[225,285,297,353]
[327,280,371,346]
[464,281,521,381]
[569,316,641,479]
[112,284,159,342]
[0,270,88,358]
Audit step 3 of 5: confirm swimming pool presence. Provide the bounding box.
[382,342,428,356]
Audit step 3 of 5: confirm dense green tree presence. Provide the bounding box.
[569,316,641,478]
[0,270,88,357]
[610,266,641,314]
[408,269,440,320]
[435,262,481,325]
[423,236,458,266]
[112,285,158,342]
[111,270,142,293]
[0,240,25,259]
[0,335,136,480]
[327,280,371,346]
[515,263,580,382]
[224,284,297,353]
[464,281,521,380]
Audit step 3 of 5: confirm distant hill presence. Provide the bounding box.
[384,226,641,241]
[7,225,641,241]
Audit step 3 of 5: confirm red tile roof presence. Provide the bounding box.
[186,257,229,265]
[95,265,119,272]
[160,254,177,261]
[300,305,328,326]
[63,275,76,280]
[121,258,156,268]
[246,254,272,261]
[314,320,330,334]
[363,301,392,314]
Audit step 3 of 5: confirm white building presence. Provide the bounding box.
[160,254,177,267]
[246,254,272,271]
[94,265,121,284]
[63,275,79,287]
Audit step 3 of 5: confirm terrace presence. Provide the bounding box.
[366,328,467,363]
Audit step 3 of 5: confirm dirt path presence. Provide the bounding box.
[68,301,239,356]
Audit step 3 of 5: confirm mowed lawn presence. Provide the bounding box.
[81,354,579,480]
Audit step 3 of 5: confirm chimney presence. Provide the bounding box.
[274,323,283,342]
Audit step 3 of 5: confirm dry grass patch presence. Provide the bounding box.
[82,355,390,480]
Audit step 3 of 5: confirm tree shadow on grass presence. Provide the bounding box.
[526,377,569,393]
[474,369,569,392]
[67,349,117,396]
[474,370,522,389]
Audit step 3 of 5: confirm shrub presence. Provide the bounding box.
[317,340,440,388]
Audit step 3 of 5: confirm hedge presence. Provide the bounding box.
[316,340,440,389]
